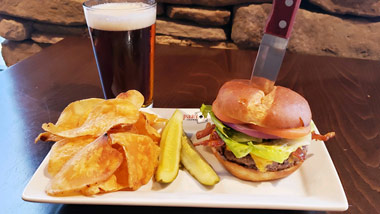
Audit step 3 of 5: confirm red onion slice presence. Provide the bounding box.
[224,122,281,139]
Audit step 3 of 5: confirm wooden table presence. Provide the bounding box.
[0,36,379,214]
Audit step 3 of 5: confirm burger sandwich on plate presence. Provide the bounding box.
[195,79,334,181]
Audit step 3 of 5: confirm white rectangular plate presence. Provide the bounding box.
[23,108,348,211]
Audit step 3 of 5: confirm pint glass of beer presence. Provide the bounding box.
[83,0,156,107]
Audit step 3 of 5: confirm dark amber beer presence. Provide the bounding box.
[83,1,156,107]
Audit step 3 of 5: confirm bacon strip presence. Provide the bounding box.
[292,147,306,161]
[194,139,225,147]
[312,131,335,141]
[194,130,225,147]
[196,123,216,139]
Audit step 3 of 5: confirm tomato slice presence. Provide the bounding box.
[247,124,311,139]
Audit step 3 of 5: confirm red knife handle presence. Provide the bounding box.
[264,0,301,39]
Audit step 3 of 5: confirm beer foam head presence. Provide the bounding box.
[84,2,156,31]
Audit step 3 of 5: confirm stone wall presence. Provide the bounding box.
[0,0,379,66]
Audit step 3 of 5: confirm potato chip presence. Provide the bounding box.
[130,113,161,144]
[42,98,140,138]
[107,113,162,143]
[36,98,103,142]
[110,132,160,190]
[35,132,64,143]
[80,145,132,195]
[47,136,97,177]
[110,144,132,187]
[46,135,123,196]
[141,111,168,126]
[80,175,125,196]
[54,98,105,127]
[141,111,168,132]
[116,90,144,108]
[35,98,104,142]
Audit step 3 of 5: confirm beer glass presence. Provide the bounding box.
[83,0,156,107]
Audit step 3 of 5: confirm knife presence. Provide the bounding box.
[251,0,301,94]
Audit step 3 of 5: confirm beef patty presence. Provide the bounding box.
[216,145,307,172]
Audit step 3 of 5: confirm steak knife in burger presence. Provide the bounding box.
[195,79,335,182]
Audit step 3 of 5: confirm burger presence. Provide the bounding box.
[195,79,334,182]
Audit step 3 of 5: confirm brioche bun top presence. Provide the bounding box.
[212,79,311,129]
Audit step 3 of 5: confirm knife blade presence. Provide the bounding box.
[251,0,301,94]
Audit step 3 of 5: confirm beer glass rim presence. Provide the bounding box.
[83,0,156,11]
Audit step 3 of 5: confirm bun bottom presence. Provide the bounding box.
[211,147,303,182]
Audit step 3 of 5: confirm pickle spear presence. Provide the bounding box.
[181,133,220,186]
[155,110,183,183]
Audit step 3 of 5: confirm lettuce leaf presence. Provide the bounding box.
[200,104,227,136]
[215,128,252,158]
[216,129,311,163]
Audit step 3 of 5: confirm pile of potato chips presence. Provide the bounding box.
[35,90,166,196]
